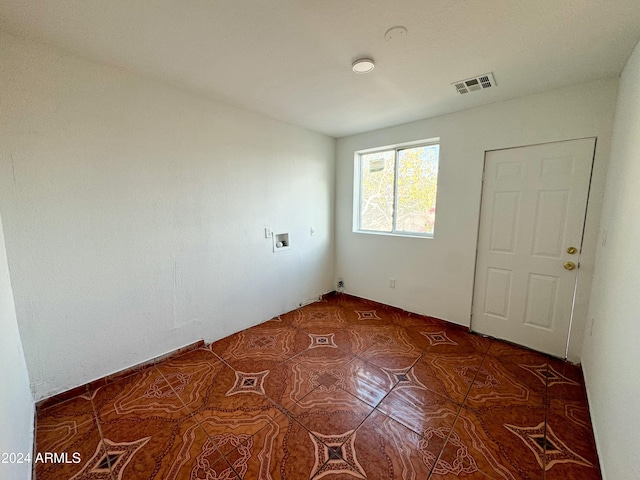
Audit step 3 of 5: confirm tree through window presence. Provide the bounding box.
[356,141,439,237]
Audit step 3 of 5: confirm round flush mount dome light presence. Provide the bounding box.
[352,58,375,74]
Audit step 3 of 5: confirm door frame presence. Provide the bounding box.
[469,137,598,359]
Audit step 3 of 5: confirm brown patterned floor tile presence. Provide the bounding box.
[337,357,396,408]
[487,340,553,367]
[156,346,223,372]
[154,348,227,410]
[410,352,484,404]
[377,386,460,437]
[92,367,193,423]
[465,356,546,410]
[366,324,423,349]
[310,469,366,479]
[36,392,96,429]
[97,415,235,479]
[342,325,386,355]
[346,410,439,480]
[286,386,375,439]
[418,325,492,356]
[358,331,422,370]
[341,305,394,327]
[451,405,546,479]
[333,293,384,310]
[496,359,549,399]
[545,359,588,401]
[208,330,244,361]
[433,410,522,480]
[400,325,446,352]
[195,363,284,415]
[36,384,91,411]
[306,429,368,479]
[428,470,496,479]
[291,304,349,329]
[33,295,604,480]
[389,310,449,329]
[544,465,601,480]
[273,354,355,411]
[209,324,305,365]
[543,397,601,479]
[222,411,314,479]
[202,357,290,415]
[276,308,301,327]
[193,409,283,457]
[346,323,424,356]
[35,409,104,480]
[293,327,360,357]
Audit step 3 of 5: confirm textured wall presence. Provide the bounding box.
[582,39,640,480]
[336,79,618,362]
[0,32,336,400]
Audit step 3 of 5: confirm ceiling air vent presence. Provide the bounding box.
[452,72,496,95]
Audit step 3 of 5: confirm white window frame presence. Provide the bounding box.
[353,137,440,239]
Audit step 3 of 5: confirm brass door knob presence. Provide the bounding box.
[564,261,576,271]
[567,246,578,255]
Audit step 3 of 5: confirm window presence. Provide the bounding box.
[354,140,439,237]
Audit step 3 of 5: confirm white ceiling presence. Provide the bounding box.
[1,1,639,138]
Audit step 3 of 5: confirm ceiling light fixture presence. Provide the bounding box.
[352,58,375,74]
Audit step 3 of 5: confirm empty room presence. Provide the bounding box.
[1,1,639,479]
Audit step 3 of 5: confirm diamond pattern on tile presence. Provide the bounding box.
[70,437,150,479]
[381,365,428,390]
[524,363,582,388]
[354,309,381,320]
[35,293,601,479]
[420,330,458,347]
[309,430,366,479]
[308,332,338,349]
[505,422,594,471]
[226,370,269,396]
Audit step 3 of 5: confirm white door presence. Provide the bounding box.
[472,138,595,358]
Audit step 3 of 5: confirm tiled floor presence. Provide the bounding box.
[35,293,601,479]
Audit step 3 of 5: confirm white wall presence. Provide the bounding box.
[0,212,34,480]
[0,32,336,401]
[336,79,618,361]
[582,40,640,480]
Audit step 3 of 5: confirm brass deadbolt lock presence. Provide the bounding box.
[567,246,578,255]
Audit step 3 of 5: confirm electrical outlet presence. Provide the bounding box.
[310,227,316,236]
[265,227,272,239]
[389,278,396,288]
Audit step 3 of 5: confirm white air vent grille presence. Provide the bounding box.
[452,72,496,95]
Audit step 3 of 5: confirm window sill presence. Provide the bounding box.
[352,229,434,239]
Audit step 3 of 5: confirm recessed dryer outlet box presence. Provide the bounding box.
[273,232,290,252]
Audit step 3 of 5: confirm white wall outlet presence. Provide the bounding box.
[389,278,396,288]
[265,227,272,239]
[310,227,316,236]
